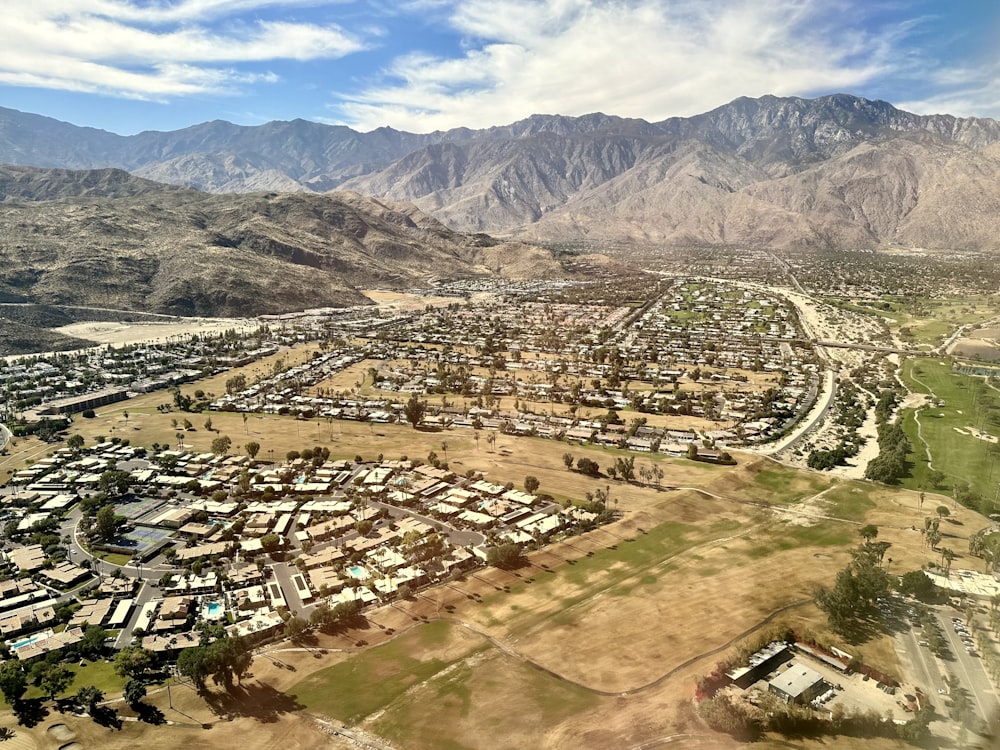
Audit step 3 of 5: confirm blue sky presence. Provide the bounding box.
[1,0,998,135]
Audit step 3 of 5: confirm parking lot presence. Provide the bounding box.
[751,652,906,717]
[936,610,1000,729]
[892,600,1000,734]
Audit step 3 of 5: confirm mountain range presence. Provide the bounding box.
[0,163,562,356]
[4,94,1000,251]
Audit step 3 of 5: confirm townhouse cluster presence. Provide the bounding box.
[1,437,596,663]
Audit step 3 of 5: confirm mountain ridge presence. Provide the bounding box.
[0,166,564,325]
[4,94,1000,251]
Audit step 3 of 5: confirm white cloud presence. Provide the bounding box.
[333,0,915,131]
[897,64,1000,118]
[0,1,365,100]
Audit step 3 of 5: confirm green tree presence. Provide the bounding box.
[815,544,891,636]
[309,604,333,631]
[204,636,252,688]
[114,645,154,680]
[245,441,260,460]
[486,543,523,569]
[614,455,636,481]
[524,475,540,494]
[66,434,85,453]
[98,469,132,497]
[211,435,232,456]
[259,533,282,554]
[285,615,308,642]
[95,504,120,542]
[176,646,211,690]
[859,524,878,543]
[38,664,74,701]
[403,393,427,429]
[76,685,104,713]
[562,452,575,470]
[79,625,108,658]
[123,679,146,707]
[0,661,27,706]
[940,547,957,576]
[225,374,247,395]
[936,505,950,519]
[898,570,936,601]
[576,457,600,477]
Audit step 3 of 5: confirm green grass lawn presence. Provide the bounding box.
[369,650,600,750]
[899,358,1000,504]
[749,467,832,505]
[294,621,486,724]
[472,516,736,631]
[823,484,877,522]
[96,552,132,566]
[70,657,127,695]
[891,295,998,347]
[0,657,125,710]
[741,521,855,560]
[823,295,998,349]
[900,408,931,490]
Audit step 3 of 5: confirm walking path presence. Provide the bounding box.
[908,369,937,472]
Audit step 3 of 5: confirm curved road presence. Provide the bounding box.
[762,368,838,456]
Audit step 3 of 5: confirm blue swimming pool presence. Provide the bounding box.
[347,565,369,580]
[11,633,44,649]
[206,601,223,616]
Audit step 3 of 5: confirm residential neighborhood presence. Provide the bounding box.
[0,436,603,666]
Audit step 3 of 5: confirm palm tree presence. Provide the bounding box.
[927,528,942,549]
[940,548,956,577]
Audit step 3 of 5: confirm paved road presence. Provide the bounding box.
[116,580,155,648]
[371,500,486,548]
[936,610,1000,730]
[270,561,307,615]
[764,368,837,455]
[893,615,944,695]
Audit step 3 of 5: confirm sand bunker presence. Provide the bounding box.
[47,724,75,741]
[969,427,999,443]
[953,426,998,443]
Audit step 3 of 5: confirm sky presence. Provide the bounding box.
[1,0,999,135]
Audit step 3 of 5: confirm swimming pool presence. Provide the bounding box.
[347,565,370,580]
[11,633,45,649]
[202,600,225,620]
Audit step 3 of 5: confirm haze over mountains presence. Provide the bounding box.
[4,93,1000,252]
